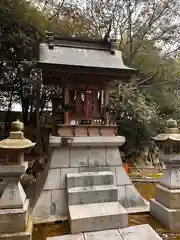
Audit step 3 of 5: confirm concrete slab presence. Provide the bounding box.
[46,224,162,240]
[69,202,128,233]
[50,148,70,168]
[51,190,68,216]
[106,147,122,166]
[125,203,150,214]
[117,186,126,206]
[70,147,88,167]
[44,169,61,190]
[47,233,84,240]
[108,167,117,185]
[125,185,147,208]
[33,215,68,225]
[118,224,162,240]
[68,185,118,205]
[85,229,122,240]
[49,136,126,147]
[115,167,132,186]
[61,168,79,189]
[32,190,51,218]
[89,147,106,166]
[67,172,114,188]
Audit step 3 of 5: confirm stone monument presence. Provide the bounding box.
[150,119,180,232]
[0,119,35,240]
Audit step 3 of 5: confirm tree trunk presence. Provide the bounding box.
[5,90,13,133]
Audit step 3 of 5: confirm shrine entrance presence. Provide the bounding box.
[52,85,103,127]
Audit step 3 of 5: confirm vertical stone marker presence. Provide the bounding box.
[0,119,35,240]
[150,119,180,232]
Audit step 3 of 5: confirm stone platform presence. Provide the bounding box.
[69,202,127,233]
[33,136,149,222]
[47,224,162,240]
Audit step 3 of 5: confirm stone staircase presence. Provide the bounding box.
[66,171,128,233]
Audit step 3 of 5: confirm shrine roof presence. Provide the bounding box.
[38,35,136,75]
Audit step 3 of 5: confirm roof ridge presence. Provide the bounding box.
[44,33,116,54]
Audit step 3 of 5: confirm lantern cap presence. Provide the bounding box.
[0,119,35,150]
[152,119,180,141]
[11,119,24,131]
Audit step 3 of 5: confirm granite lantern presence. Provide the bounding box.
[150,119,180,232]
[0,119,35,240]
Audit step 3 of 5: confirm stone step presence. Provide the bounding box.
[47,224,162,240]
[69,201,128,233]
[66,171,114,188]
[68,185,118,205]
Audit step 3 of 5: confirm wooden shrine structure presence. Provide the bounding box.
[38,33,136,137]
[33,34,150,222]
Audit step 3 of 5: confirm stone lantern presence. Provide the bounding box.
[0,119,35,239]
[150,119,180,232]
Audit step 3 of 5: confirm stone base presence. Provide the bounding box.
[0,217,33,240]
[155,184,180,208]
[69,202,128,234]
[150,199,180,232]
[47,224,162,240]
[57,125,117,137]
[0,199,29,234]
[33,137,149,221]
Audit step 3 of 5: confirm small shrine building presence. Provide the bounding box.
[38,34,135,136]
[33,33,148,223]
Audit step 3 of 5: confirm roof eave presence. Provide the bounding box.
[36,62,137,76]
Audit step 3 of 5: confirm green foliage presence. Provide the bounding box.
[0,0,180,159]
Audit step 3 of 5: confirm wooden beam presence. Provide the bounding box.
[64,86,69,125]
[104,87,109,125]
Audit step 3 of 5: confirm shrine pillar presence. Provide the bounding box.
[64,86,69,125]
[104,86,109,125]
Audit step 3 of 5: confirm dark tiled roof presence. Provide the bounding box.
[38,35,136,73]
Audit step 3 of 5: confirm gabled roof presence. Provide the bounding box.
[38,35,136,77]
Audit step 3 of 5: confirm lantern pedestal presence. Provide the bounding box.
[0,164,28,209]
[150,156,180,232]
[0,164,33,240]
[0,163,33,240]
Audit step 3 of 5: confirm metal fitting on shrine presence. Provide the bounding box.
[61,137,73,146]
